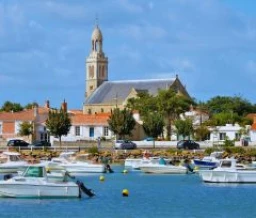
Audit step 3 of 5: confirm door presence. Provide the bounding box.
[89,127,94,137]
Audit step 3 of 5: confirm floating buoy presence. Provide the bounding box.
[122,169,128,174]
[122,189,129,197]
[99,175,105,182]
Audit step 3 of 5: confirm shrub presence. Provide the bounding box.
[88,146,99,155]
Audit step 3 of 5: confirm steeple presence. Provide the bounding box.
[85,22,108,98]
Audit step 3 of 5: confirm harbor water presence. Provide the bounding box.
[0,166,256,218]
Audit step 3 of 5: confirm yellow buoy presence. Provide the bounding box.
[99,175,105,182]
[122,189,129,197]
[122,169,128,174]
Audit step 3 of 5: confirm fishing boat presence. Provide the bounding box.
[0,165,94,198]
[0,151,28,173]
[199,158,256,183]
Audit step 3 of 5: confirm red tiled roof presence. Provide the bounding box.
[71,113,111,125]
[246,113,256,120]
[251,123,256,131]
[69,110,83,115]
[0,107,51,122]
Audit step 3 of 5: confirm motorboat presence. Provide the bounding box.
[140,161,188,174]
[49,152,107,175]
[0,165,82,198]
[193,151,223,170]
[17,165,70,183]
[199,158,256,183]
[124,157,162,170]
[125,151,172,170]
[0,151,28,173]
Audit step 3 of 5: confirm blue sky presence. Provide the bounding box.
[0,0,256,109]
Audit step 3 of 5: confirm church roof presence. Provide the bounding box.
[85,78,176,104]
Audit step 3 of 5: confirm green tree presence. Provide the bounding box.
[205,112,241,126]
[174,118,194,140]
[108,108,136,139]
[45,109,71,146]
[194,125,210,141]
[24,102,39,110]
[127,92,157,116]
[205,96,255,116]
[142,112,165,147]
[19,121,34,141]
[156,88,192,140]
[1,101,23,112]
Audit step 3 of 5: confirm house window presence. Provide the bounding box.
[75,126,80,136]
[101,108,104,113]
[219,133,226,140]
[90,86,93,90]
[103,127,109,136]
[235,133,240,141]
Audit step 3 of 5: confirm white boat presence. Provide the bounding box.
[49,152,106,175]
[140,162,188,174]
[193,151,223,170]
[0,151,28,173]
[199,158,256,183]
[0,165,80,198]
[125,157,162,170]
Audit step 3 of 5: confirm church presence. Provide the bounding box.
[0,24,192,144]
[83,24,190,115]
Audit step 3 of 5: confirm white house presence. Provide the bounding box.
[209,124,242,142]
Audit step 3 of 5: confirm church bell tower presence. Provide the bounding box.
[85,24,108,98]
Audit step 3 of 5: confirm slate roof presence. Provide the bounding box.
[85,78,176,104]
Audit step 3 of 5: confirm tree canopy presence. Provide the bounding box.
[142,112,165,139]
[45,109,71,146]
[107,108,136,139]
[0,101,23,112]
[19,121,34,141]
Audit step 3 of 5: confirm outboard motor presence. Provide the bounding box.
[76,180,95,198]
[105,164,114,173]
[4,174,13,181]
[184,159,194,173]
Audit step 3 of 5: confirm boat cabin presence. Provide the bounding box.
[0,152,22,163]
[23,166,46,178]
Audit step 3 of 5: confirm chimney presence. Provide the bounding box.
[45,100,50,109]
[61,99,67,112]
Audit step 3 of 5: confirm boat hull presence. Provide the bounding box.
[199,170,256,183]
[0,180,79,198]
[140,165,188,174]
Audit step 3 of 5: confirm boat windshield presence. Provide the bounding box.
[23,166,44,177]
[10,155,21,162]
[220,160,232,168]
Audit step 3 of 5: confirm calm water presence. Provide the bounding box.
[0,166,256,218]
